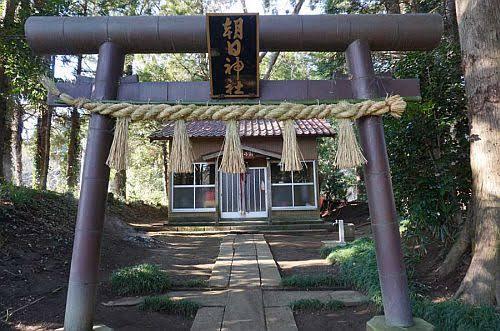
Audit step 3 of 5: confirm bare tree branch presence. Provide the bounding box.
[261,0,306,79]
[240,0,248,13]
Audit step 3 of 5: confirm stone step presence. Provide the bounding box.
[159,228,335,235]
[156,223,333,233]
[167,219,325,226]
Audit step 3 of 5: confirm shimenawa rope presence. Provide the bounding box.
[41,77,406,173]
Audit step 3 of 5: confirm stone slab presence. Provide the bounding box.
[209,258,233,288]
[321,240,347,248]
[191,307,225,331]
[255,240,273,258]
[265,307,298,331]
[222,289,266,331]
[168,290,228,307]
[101,297,143,307]
[229,255,261,287]
[209,238,234,288]
[258,256,281,287]
[263,290,368,307]
[367,316,435,331]
[233,242,256,257]
[56,325,113,331]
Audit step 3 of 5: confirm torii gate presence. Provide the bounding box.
[25,14,443,331]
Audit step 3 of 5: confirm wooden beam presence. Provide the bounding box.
[48,77,420,106]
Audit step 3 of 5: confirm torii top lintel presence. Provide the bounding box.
[25,14,443,55]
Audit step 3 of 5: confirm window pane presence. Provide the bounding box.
[173,172,194,185]
[173,187,194,209]
[272,185,293,207]
[294,185,315,207]
[195,187,216,209]
[271,163,292,183]
[195,163,215,185]
[293,162,314,183]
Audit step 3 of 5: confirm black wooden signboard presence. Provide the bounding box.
[207,13,259,98]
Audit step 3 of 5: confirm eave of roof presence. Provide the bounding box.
[149,119,335,141]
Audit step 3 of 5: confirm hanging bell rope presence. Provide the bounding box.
[281,120,303,171]
[41,77,407,171]
[334,119,367,168]
[219,121,246,174]
[170,120,195,173]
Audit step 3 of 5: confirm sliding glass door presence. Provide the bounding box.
[220,167,267,219]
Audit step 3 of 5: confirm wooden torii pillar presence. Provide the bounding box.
[25,14,443,330]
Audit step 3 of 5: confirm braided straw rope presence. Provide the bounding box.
[41,78,407,172]
[42,78,406,121]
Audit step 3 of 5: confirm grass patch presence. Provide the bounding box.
[323,237,382,305]
[281,274,343,288]
[110,264,171,295]
[290,299,344,312]
[322,237,500,331]
[140,295,200,318]
[172,278,208,288]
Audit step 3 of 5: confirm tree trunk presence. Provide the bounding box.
[0,72,8,181]
[34,105,52,190]
[114,170,127,200]
[66,55,83,191]
[11,99,24,185]
[436,212,471,279]
[66,107,81,190]
[0,1,20,182]
[453,0,499,306]
[382,0,401,13]
[162,141,169,207]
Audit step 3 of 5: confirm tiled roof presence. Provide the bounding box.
[149,119,335,140]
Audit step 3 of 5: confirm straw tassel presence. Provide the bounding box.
[106,117,130,171]
[334,119,367,169]
[219,120,246,173]
[171,120,195,173]
[281,120,303,172]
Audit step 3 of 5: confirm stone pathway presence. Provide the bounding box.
[181,234,367,331]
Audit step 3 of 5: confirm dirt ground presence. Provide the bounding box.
[0,193,223,331]
[265,233,340,278]
[2,229,223,331]
[295,304,378,331]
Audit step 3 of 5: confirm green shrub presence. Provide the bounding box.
[413,299,500,331]
[281,274,343,288]
[0,182,36,206]
[322,237,500,331]
[110,264,171,295]
[140,295,200,318]
[290,299,344,312]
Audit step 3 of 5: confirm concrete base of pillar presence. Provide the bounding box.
[367,316,434,331]
[56,325,113,331]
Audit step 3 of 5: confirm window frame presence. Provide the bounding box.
[171,162,216,212]
[271,160,318,210]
